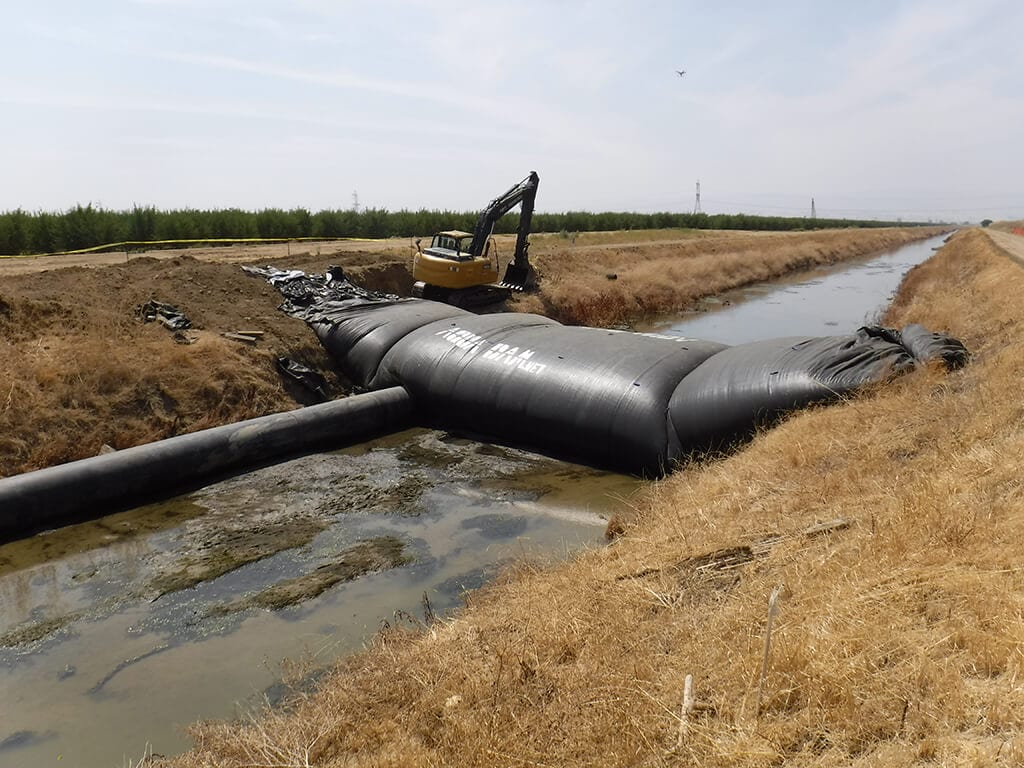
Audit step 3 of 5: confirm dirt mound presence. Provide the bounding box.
[0,252,406,476]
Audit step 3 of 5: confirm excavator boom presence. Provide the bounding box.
[412,170,540,305]
[470,171,539,291]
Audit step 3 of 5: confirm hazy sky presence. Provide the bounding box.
[3,0,1022,222]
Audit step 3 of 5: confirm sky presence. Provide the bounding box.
[2,0,1022,223]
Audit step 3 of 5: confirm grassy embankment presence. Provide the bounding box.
[160,227,1024,766]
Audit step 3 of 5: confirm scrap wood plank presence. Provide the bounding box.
[221,332,259,345]
[617,517,852,581]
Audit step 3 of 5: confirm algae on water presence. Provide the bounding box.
[211,536,412,614]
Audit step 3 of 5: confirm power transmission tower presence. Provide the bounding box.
[352,191,360,213]
[693,180,702,214]
[811,197,816,219]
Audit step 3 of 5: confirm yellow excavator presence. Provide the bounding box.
[412,171,539,307]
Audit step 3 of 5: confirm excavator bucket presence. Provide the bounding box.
[500,261,537,292]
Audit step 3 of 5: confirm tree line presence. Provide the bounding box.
[0,204,927,256]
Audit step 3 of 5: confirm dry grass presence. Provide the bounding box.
[157,228,1024,766]
[0,325,291,474]
[529,228,713,248]
[0,256,342,477]
[989,220,1024,233]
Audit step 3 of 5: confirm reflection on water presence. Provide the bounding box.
[643,234,946,344]
[0,430,640,768]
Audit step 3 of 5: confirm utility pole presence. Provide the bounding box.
[811,197,816,219]
[693,180,702,214]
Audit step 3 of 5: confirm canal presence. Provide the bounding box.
[0,233,946,767]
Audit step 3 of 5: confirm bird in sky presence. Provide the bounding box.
[676,69,686,76]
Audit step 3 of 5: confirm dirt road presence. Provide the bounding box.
[0,238,413,276]
[987,228,1024,267]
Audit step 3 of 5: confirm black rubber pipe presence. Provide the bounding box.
[0,387,415,542]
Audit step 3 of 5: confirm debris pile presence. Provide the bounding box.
[138,300,191,331]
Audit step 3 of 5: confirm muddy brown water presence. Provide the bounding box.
[0,430,640,767]
[0,234,947,767]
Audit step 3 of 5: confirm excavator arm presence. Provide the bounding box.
[469,171,540,290]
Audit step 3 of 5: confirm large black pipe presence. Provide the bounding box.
[0,387,415,542]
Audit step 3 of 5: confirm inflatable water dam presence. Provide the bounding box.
[252,266,969,476]
[0,388,414,541]
[0,265,967,542]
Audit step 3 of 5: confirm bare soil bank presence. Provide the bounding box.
[0,227,944,478]
[159,228,1024,767]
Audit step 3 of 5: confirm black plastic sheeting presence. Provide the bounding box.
[251,266,969,476]
[139,299,191,331]
[276,356,330,401]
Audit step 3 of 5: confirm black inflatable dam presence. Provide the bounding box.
[255,267,969,476]
[0,387,414,542]
[0,265,969,542]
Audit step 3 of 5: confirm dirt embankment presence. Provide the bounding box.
[155,229,1024,766]
[0,226,945,478]
[0,252,410,477]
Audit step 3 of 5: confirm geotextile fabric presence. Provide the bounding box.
[253,266,969,476]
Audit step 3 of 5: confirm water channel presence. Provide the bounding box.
[0,233,947,767]
[640,232,947,342]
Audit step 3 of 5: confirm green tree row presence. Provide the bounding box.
[0,204,928,256]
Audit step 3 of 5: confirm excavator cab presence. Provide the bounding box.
[428,231,476,262]
[411,171,540,306]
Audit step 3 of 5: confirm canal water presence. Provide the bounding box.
[0,431,640,767]
[0,233,946,768]
[641,233,948,343]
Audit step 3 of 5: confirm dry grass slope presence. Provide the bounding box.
[158,228,1024,766]
[523,227,947,326]
[0,257,345,476]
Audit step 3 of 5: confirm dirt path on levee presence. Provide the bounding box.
[986,228,1024,268]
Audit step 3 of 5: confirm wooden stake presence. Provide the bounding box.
[677,673,694,748]
[221,332,258,345]
[756,584,785,718]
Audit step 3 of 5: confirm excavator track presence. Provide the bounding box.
[412,281,510,307]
